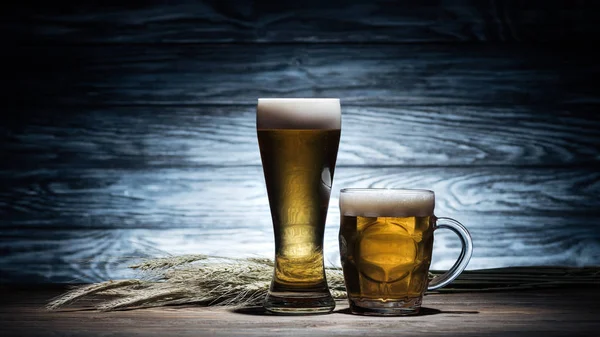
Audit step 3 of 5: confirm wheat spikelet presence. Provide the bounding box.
[46,279,142,310]
[47,255,349,311]
[129,254,210,271]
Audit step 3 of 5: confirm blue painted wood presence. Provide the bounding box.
[2,212,599,283]
[3,0,599,44]
[1,0,599,283]
[2,166,598,230]
[6,45,599,107]
[2,105,598,169]
[1,165,599,282]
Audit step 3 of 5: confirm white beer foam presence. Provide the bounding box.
[340,189,435,217]
[257,98,341,129]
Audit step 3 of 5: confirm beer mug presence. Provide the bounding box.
[339,188,473,316]
[257,98,341,314]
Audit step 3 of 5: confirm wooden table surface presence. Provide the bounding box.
[1,285,599,337]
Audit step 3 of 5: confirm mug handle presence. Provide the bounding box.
[427,217,474,291]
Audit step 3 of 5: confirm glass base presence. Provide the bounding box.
[349,296,422,316]
[264,292,335,315]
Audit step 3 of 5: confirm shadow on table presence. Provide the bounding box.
[232,306,478,316]
[232,307,332,316]
[333,307,478,316]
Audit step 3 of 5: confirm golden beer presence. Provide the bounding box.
[257,99,340,314]
[258,129,340,287]
[339,215,434,303]
[339,188,473,315]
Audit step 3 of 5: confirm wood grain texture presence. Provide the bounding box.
[2,166,598,229]
[2,105,599,169]
[438,267,600,291]
[3,0,599,44]
[2,212,599,283]
[5,44,599,106]
[2,165,599,282]
[2,0,599,284]
[2,286,600,337]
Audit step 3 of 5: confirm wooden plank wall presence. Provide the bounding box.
[1,0,599,283]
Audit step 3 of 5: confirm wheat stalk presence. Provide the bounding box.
[47,255,348,311]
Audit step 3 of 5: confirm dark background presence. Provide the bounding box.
[1,0,599,283]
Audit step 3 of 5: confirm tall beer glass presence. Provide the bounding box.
[257,98,340,314]
[339,188,473,316]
